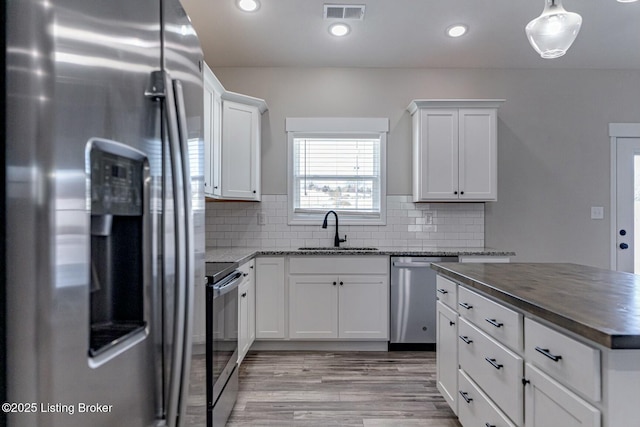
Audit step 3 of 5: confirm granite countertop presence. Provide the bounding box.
[431,262,640,350]
[205,246,515,263]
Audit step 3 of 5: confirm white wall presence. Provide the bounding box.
[211,66,640,267]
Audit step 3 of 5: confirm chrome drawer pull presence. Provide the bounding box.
[437,288,448,294]
[485,357,503,370]
[485,318,504,328]
[459,335,473,344]
[459,391,473,404]
[459,302,473,310]
[535,346,562,362]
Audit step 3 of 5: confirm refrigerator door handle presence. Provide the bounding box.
[172,78,195,427]
[162,71,188,427]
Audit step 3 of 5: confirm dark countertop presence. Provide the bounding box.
[205,247,515,263]
[431,262,640,349]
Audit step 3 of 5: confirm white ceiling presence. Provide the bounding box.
[180,0,640,69]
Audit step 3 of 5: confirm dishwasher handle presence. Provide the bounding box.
[392,261,434,268]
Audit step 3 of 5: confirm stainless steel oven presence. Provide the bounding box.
[206,263,242,427]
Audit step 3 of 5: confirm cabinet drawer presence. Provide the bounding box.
[458,318,523,426]
[289,256,388,275]
[457,286,523,353]
[525,318,601,402]
[238,258,255,275]
[436,275,457,310]
[458,369,516,427]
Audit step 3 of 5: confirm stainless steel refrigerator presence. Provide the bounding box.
[4,0,205,425]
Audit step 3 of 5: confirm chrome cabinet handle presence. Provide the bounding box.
[485,357,503,370]
[436,289,448,294]
[535,346,562,362]
[459,391,472,403]
[459,302,473,310]
[459,335,473,344]
[485,318,504,328]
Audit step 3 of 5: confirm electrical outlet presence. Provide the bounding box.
[591,206,604,220]
[258,211,267,225]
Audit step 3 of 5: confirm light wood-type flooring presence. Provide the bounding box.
[225,351,461,427]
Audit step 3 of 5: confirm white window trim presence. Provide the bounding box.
[286,117,389,226]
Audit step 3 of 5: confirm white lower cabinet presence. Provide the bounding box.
[458,318,523,426]
[255,257,286,339]
[237,260,255,364]
[289,275,339,339]
[289,274,388,339]
[436,273,607,427]
[288,256,389,341]
[458,369,516,427]
[338,275,388,339]
[437,301,459,414]
[525,363,600,427]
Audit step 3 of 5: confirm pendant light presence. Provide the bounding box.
[525,0,582,59]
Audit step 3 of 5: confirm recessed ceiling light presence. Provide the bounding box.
[329,23,351,37]
[446,24,468,38]
[237,0,260,12]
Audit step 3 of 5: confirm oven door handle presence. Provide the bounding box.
[213,272,243,297]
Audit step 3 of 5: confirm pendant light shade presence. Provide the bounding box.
[525,0,582,59]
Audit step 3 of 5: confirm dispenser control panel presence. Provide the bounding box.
[91,150,143,216]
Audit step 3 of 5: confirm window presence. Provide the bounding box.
[286,118,388,225]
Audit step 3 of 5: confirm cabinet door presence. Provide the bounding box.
[525,363,601,427]
[238,278,250,363]
[211,91,222,196]
[437,301,459,414]
[414,109,459,201]
[458,108,496,201]
[289,275,338,339]
[221,100,260,200]
[255,257,286,339]
[248,272,256,348]
[203,64,222,197]
[338,275,388,339]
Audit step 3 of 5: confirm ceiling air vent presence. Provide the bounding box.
[323,4,366,21]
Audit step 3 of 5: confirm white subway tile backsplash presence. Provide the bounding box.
[205,195,484,248]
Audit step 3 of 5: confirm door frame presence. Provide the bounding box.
[609,123,640,270]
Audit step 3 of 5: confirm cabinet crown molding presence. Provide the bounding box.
[407,99,505,115]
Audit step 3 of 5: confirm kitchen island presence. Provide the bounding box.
[431,262,640,427]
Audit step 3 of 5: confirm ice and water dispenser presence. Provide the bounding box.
[88,140,148,358]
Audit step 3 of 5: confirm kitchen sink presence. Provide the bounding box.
[298,247,379,251]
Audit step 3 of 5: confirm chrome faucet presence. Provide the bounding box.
[322,210,347,247]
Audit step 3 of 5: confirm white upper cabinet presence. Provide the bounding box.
[203,63,223,198]
[408,99,504,202]
[203,62,267,201]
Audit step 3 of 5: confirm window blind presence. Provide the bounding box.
[292,137,381,214]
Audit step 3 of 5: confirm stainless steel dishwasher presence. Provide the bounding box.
[390,256,458,350]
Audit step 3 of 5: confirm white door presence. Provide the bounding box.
[614,137,640,272]
[289,275,338,339]
[459,108,497,201]
[416,109,459,200]
[338,275,388,339]
[221,100,259,199]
